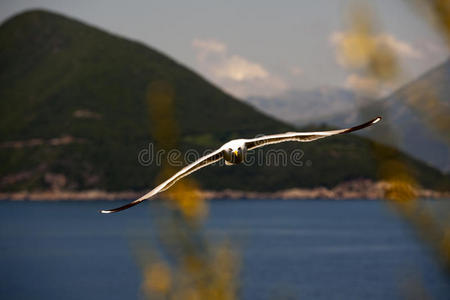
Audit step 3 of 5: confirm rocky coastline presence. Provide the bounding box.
[0,180,448,201]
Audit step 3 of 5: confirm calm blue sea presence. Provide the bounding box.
[0,199,448,300]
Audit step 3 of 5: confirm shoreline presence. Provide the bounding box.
[1,180,448,201]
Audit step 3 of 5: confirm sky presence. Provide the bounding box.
[1,0,449,99]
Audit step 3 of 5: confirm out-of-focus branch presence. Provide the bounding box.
[407,0,450,48]
[133,80,240,300]
[335,1,450,275]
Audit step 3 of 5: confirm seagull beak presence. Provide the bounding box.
[233,150,238,156]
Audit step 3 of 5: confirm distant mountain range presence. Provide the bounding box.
[247,87,357,126]
[247,60,450,172]
[0,10,448,193]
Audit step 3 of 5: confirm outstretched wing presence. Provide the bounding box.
[100,149,224,213]
[245,117,381,150]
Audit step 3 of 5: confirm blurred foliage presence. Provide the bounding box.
[147,80,207,220]
[337,0,450,274]
[408,0,450,48]
[133,80,239,300]
[336,2,450,143]
[135,238,239,300]
[404,0,450,142]
[336,4,400,82]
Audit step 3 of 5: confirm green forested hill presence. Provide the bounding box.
[0,10,448,192]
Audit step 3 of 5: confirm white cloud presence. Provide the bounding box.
[218,76,287,99]
[345,73,378,92]
[192,38,227,56]
[329,31,343,45]
[213,55,268,81]
[191,38,287,98]
[345,73,392,97]
[290,66,303,76]
[376,34,422,58]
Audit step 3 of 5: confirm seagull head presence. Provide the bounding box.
[222,139,247,165]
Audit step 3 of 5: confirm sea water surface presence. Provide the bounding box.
[0,199,449,299]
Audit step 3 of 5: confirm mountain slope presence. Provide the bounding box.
[246,60,450,172]
[0,10,448,193]
[326,59,450,171]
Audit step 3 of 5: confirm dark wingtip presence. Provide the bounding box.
[373,116,382,123]
[99,200,142,214]
[343,116,382,134]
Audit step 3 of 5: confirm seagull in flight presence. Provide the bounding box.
[101,117,381,213]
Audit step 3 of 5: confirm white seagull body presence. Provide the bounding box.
[101,117,381,213]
